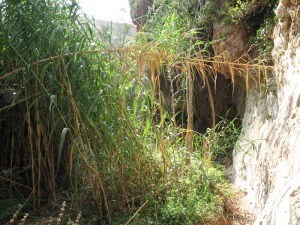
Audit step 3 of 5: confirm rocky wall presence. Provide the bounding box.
[233,0,300,224]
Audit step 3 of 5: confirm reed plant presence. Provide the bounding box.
[0,0,273,224]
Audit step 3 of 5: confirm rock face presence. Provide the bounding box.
[233,0,300,224]
[212,23,249,117]
[213,23,249,63]
[128,0,153,31]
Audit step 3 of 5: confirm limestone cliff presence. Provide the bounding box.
[233,0,300,224]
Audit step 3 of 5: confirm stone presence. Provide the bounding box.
[213,23,249,79]
[233,0,300,224]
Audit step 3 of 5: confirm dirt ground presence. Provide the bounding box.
[221,165,254,225]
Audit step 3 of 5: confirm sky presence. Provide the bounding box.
[78,0,132,23]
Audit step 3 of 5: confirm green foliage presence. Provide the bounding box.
[228,0,254,20]
[249,9,278,64]
[108,117,238,225]
[219,0,279,61]
[0,0,245,224]
[0,199,22,222]
[1,0,101,66]
[137,0,279,58]
[204,116,242,161]
[0,0,117,212]
[158,163,226,225]
[137,0,212,57]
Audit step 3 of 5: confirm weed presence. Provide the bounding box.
[0,0,273,224]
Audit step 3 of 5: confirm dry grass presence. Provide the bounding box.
[1,44,273,181]
[5,201,82,225]
[1,44,272,224]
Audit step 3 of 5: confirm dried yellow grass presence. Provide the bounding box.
[1,44,273,224]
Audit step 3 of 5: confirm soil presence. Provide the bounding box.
[222,165,255,225]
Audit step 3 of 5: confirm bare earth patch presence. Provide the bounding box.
[223,165,254,225]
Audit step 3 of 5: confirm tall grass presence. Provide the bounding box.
[0,0,273,224]
[0,0,111,214]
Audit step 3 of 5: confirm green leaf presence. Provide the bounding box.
[56,128,69,174]
[49,94,57,112]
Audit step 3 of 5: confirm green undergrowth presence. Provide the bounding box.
[0,0,242,224]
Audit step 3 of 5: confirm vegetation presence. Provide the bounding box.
[0,0,275,224]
